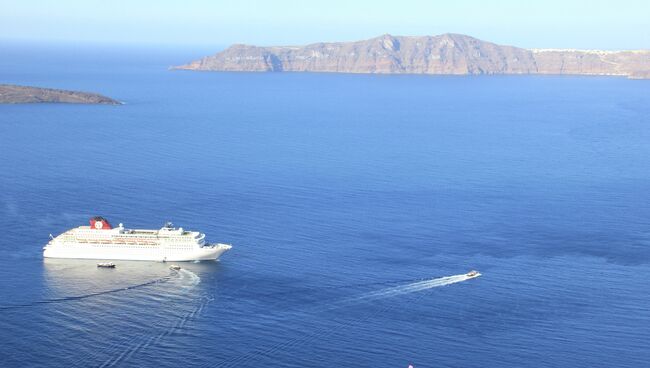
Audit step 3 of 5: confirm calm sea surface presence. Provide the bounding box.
[1,44,649,368]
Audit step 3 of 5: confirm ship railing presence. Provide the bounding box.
[74,237,160,246]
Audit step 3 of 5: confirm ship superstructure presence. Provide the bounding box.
[43,217,232,262]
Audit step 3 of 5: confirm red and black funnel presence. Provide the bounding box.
[90,216,112,230]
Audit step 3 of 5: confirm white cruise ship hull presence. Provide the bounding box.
[44,218,232,262]
[43,243,232,262]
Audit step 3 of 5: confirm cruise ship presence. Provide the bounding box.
[43,217,232,262]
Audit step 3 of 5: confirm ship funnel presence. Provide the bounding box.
[90,216,112,230]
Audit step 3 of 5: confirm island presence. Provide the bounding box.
[173,33,650,79]
[0,84,120,104]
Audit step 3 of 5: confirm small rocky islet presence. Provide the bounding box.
[0,84,120,105]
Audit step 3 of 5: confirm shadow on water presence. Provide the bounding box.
[0,276,172,309]
[1,258,223,368]
[0,258,179,310]
[0,258,208,310]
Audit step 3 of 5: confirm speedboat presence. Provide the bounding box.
[466,270,480,278]
[169,264,181,271]
[97,262,116,268]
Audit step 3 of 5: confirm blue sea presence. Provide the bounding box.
[1,43,649,368]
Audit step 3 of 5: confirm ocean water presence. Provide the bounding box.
[1,43,650,368]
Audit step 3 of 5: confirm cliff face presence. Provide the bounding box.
[0,84,120,104]
[531,49,650,77]
[174,34,650,79]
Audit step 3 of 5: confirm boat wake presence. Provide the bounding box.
[211,273,478,368]
[302,273,474,313]
[341,274,471,304]
[173,268,201,288]
[0,276,173,310]
[94,295,213,368]
[72,270,208,368]
[1,267,200,310]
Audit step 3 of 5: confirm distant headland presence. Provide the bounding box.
[173,33,650,79]
[0,84,120,105]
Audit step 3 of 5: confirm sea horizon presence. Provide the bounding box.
[2,41,650,367]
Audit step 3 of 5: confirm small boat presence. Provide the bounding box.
[169,265,181,271]
[97,262,116,268]
[466,270,480,278]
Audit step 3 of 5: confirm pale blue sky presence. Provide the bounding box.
[1,0,649,49]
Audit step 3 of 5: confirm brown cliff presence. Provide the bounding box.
[173,34,650,79]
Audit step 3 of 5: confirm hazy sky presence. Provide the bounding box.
[2,0,649,49]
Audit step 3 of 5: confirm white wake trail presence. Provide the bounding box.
[321,274,474,311]
[177,269,201,288]
[356,274,470,300]
[212,273,477,368]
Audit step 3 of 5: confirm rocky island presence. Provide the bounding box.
[174,33,650,79]
[0,84,120,104]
